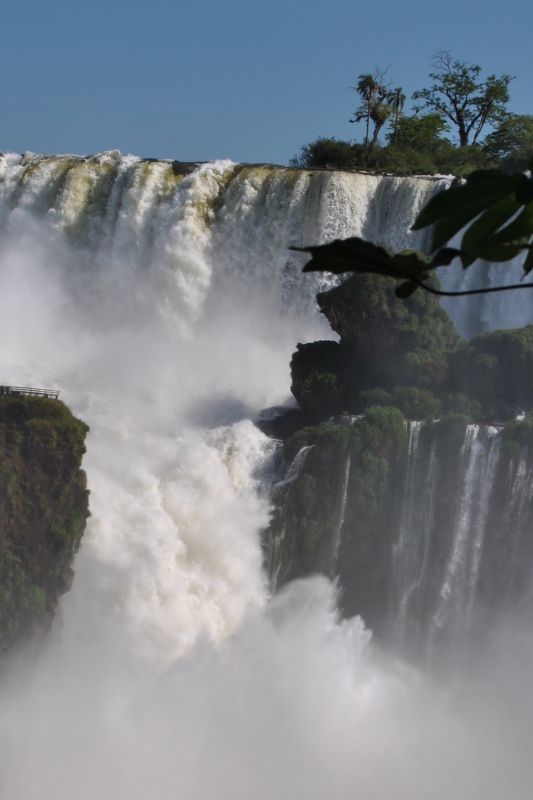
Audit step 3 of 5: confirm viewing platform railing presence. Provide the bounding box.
[0,385,60,400]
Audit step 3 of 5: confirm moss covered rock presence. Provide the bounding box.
[316,273,459,391]
[289,274,533,426]
[267,407,407,596]
[448,326,533,420]
[0,396,89,655]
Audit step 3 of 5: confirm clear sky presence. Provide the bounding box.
[1,0,531,164]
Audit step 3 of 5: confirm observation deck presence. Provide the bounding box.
[0,385,60,400]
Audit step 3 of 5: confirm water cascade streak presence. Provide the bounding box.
[393,421,437,644]
[331,452,351,573]
[267,445,315,589]
[430,427,500,643]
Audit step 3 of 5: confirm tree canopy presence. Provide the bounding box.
[412,51,513,147]
[483,114,533,169]
[385,113,449,151]
[290,53,529,181]
[350,70,401,150]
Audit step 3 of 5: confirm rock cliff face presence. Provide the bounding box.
[0,396,89,655]
[289,275,533,425]
[267,410,533,655]
[266,276,533,654]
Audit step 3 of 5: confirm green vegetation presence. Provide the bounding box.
[501,414,533,449]
[448,327,533,420]
[289,137,360,171]
[268,407,407,588]
[0,396,89,655]
[290,132,497,176]
[483,114,533,171]
[289,270,460,421]
[291,53,530,176]
[349,70,405,150]
[412,51,512,147]
[289,273,533,425]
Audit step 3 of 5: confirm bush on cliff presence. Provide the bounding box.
[448,326,533,420]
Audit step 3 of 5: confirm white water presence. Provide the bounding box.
[430,426,502,644]
[1,153,533,798]
[394,421,435,639]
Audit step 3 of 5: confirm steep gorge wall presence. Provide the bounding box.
[267,414,533,656]
[267,260,533,657]
[0,396,89,655]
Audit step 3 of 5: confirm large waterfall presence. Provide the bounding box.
[1,152,533,799]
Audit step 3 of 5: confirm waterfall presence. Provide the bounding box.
[391,423,529,653]
[267,444,315,588]
[438,254,533,335]
[0,152,450,659]
[430,426,501,647]
[393,421,436,643]
[2,153,533,799]
[331,452,351,572]
[271,414,533,656]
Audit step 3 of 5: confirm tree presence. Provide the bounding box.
[289,138,356,170]
[350,70,397,150]
[387,88,406,144]
[351,73,379,149]
[483,114,533,168]
[413,52,513,147]
[386,113,449,150]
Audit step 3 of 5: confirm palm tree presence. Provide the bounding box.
[350,71,396,151]
[388,87,406,144]
[350,73,380,149]
[369,102,394,147]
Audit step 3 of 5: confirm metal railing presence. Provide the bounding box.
[0,385,60,400]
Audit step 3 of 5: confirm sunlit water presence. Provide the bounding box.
[0,153,532,799]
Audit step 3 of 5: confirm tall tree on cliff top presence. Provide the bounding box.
[350,70,397,150]
[413,51,513,147]
[388,87,406,144]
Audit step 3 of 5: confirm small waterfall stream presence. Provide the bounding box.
[271,417,533,656]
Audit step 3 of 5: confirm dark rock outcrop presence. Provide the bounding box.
[289,275,533,426]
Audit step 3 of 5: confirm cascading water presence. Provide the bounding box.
[282,416,533,657]
[1,152,533,799]
[430,426,501,641]
[393,421,435,642]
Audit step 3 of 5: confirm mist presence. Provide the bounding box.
[1,154,532,799]
[3,577,533,800]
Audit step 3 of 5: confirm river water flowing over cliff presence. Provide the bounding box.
[1,153,533,799]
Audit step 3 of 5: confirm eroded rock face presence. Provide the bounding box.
[289,274,458,421]
[0,396,89,655]
[317,273,459,388]
[266,410,533,652]
[266,273,533,653]
[290,274,533,425]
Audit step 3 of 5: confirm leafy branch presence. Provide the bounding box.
[292,162,533,298]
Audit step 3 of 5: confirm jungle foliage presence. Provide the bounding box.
[291,54,532,177]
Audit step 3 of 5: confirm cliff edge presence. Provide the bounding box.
[0,395,89,655]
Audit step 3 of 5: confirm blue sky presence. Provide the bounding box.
[1,0,531,163]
